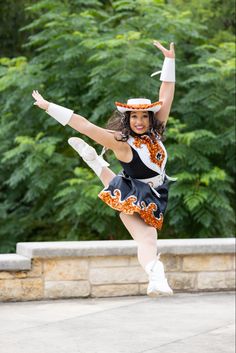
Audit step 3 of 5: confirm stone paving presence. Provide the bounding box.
[0,291,234,353]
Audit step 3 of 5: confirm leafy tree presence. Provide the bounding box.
[0,0,235,252]
[168,0,235,35]
[0,0,36,57]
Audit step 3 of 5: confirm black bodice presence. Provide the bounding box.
[118,146,158,179]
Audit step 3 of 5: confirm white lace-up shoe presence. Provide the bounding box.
[145,254,173,297]
[68,137,109,177]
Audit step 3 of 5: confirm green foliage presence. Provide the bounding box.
[0,0,35,57]
[169,0,235,36]
[163,117,234,238]
[0,0,235,252]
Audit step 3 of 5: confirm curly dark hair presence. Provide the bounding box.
[106,110,166,142]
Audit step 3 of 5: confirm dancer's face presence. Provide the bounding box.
[129,111,150,134]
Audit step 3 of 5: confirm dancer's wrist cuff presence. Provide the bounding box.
[46,103,74,126]
[160,57,175,82]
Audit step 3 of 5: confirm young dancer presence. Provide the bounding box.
[32,40,176,297]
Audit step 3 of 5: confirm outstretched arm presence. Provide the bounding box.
[152,41,175,127]
[31,90,127,153]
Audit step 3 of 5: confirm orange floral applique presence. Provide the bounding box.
[98,189,164,230]
[133,135,166,169]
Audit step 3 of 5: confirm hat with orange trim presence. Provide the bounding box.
[115,98,162,113]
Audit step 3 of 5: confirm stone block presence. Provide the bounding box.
[0,278,43,301]
[43,258,89,280]
[0,272,14,280]
[17,239,235,258]
[44,280,90,299]
[17,240,137,258]
[90,266,148,285]
[90,256,129,268]
[139,283,148,295]
[0,254,31,271]
[161,255,182,272]
[91,284,139,297]
[197,271,235,290]
[0,259,42,280]
[182,254,234,272]
[129,255,181,271]
[232,256,235,270]
[167,272,197,290]
[129,256,139,266]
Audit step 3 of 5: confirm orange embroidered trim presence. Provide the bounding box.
[133,135,166,168]
[115,101,162,110]
[98,189,163,230]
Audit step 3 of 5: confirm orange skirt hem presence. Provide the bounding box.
[98,189,163,230]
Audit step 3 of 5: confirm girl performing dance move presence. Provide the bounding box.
[32,40,176,297]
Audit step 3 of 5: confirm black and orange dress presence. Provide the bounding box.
[98,133,177,230]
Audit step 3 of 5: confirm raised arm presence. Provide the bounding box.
[151,41,175,127]
[32,90,126,153]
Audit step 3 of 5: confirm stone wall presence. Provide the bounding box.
[0,239,235,301]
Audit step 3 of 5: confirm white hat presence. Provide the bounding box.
[115,98,162,113]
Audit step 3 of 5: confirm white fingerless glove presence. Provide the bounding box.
[46,103,74,126]
[151,57,175,82]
